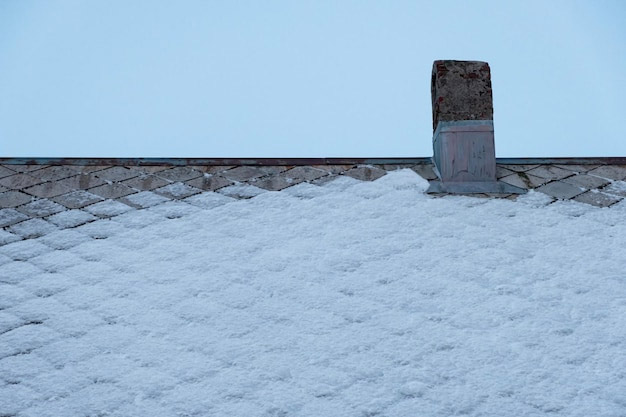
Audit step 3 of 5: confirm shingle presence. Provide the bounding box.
[261,166,288,176]
[218,184,266,199]
[601,181,626,197]
[561,174,610,190]
[29,247,86,273]
[16,199,66,218]
[37,229,92,250]
[2,164,47,173]
[0,239,50,260]
[189,165,235,175]
[222,166,283,182]
[147,201,201,219]
[154,183,202,199]
[53,190,103,209]
[88,183,137,199]
[74,218,127,239]
[0,166,16,179]
[536,181,585,200]
[7,218,58,239]
[0,174,44,190]
[499,164,539,172]
[0,191,33,207]
[47,210,97,229]
[410,164,438,180]
[499,172,548,189]
[554,164,600,173]
[587,165,626,181]
[122,175,169,191]
[253,175,302,191]
[185,175,233,191]
[120,191,170,208]
[184,192,235,209]
[84,200,133,218]
[344,166,387,181]
[283,166,327,182]
[55,174,107,190]
[495,166,515,179]
[122,165,150,176]
[525,165,575,181]
[484,193,515,199]
[23,182,72,198]
[0,208,29,227]
[132,165,171,174]
[382,164,417,171]
[222,166,261,182]
[29,166,80,181]
[310,174,341,186]
[72,165,110,174]
[110,210,167,229]
[155,167,202,182]
[313,165,354,174]
[573,191,621,208]
[0,229,21,246]
[94,166,142,182]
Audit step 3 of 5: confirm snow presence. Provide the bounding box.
[46,210,97,229]
[16,199,65,218]
[603,180,626,197]
[123,191,169,208]
[74,219,128,240]
[146,201,202,219]
[218,183,267,199]
[184,191,235,209]
[1,169,626,416]
[109,210,167,229]
[84,200,133,218]
[155,182,201,199]
[0,229,21,245]
[7,219,58,239]
[0,209,29,228]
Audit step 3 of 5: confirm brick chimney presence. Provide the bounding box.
[427,60,525,194]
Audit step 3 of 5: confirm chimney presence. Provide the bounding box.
[427,60,525,194]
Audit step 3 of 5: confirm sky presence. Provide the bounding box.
[0,0,625,158]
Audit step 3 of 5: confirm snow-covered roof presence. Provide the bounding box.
[1,158,626,416]
[2,159,626,234]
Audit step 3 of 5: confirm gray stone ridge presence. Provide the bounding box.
[1,160,626,246]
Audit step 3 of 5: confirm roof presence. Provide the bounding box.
[1,157,626,415]
[1,158,626,245]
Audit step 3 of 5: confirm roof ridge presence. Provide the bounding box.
[1,157,626,166]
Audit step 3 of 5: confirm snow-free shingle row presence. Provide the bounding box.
[1,159,626,247]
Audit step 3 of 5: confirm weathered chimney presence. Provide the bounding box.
[427,60,524,194]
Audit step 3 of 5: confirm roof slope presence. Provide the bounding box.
[1,168,625,416]
[2,160,626,246]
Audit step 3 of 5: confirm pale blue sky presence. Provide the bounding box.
[1,1,624,157]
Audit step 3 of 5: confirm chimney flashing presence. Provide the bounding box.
[427,60,525,195]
